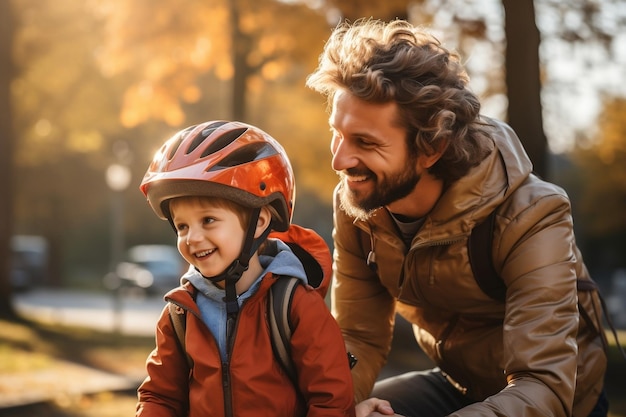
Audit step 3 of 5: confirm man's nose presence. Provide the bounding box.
[331,138,356,172]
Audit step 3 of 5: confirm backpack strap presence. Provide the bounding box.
[468,209,626,360]
[167,276,362,383]
[267,276,300,383]
[165,279,301,377]
[168,302,194,368]
[468,209,505,302]
[577,280,626,360]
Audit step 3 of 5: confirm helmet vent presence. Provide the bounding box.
[167,136,184,160]
[200,127,248,158]
[208,142,277,171]
[168,126,195,160]
[185,121,229,155]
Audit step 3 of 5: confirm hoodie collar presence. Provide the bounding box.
[181,238,307,301]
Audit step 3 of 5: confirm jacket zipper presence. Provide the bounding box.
[167,291,239,415]
[223,311,239,417]
[359,219,468,349]
[410,236,465,251]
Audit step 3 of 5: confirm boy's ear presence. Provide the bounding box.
[254,207,272,238]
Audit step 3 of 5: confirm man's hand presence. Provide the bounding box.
[355,397,404,417]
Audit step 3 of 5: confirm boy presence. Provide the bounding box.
[136,120,356,417]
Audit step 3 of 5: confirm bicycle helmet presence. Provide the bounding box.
[140,120,295,232]
[140,121,296,315]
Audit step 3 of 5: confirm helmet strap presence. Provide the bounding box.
[214,207,272,317]
[183,207,272,316]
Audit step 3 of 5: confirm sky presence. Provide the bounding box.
[536,0,626,153]
[413,0,626,154]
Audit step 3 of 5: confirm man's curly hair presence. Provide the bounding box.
[306,18,492,184]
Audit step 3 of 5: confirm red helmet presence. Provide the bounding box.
[140,120,295,232]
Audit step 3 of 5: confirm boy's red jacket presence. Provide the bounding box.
[136,225,355,417]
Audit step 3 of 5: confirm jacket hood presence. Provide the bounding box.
[268,224,333,297]
[413,117,533,242]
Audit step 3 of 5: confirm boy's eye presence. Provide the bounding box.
[203,217,214,224]
[175,223,187,232]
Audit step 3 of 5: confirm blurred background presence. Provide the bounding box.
[0,0,625,416]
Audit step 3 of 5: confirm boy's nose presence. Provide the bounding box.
[186,226,203,246]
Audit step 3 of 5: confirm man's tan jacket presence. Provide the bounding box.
[332,118,607,417]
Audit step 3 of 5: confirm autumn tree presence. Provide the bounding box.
[92,0,341,201]
[94,0,328,126]
[6,0,339,289]
[502,0,546,177]
[8,0,187,285]
[536,0,626,159]
[6,0,625,294]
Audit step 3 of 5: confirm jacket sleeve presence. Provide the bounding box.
[289,284,357,417]
[331,189,396,403]
[454,190,582,417]
[136,305,190,417]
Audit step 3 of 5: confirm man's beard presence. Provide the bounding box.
[338,160,421,221]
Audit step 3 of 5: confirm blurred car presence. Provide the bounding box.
[103,244,188,296]
[11,235,49,291]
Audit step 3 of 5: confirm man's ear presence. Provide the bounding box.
[418,139,448,169]
[254,207,272,238]
[418,152,442,169]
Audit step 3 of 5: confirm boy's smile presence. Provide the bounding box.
[171,201,246,279]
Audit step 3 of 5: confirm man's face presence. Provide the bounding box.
[329,90,421,221]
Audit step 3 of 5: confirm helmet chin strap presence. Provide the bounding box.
[198,207,272,316]
[187,207,272,346]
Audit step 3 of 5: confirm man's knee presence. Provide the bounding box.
[372,370,469,417]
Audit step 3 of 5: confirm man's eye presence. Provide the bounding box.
[357,138,375,147]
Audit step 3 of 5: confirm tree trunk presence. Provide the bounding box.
[0,0,17,319]
[229,0,249,121]
[503,0,548,178]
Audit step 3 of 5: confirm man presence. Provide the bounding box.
[307,19,609,417]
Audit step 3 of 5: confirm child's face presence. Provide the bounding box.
[171,199,245,278]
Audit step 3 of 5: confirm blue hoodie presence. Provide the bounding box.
[181,238,306,360]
